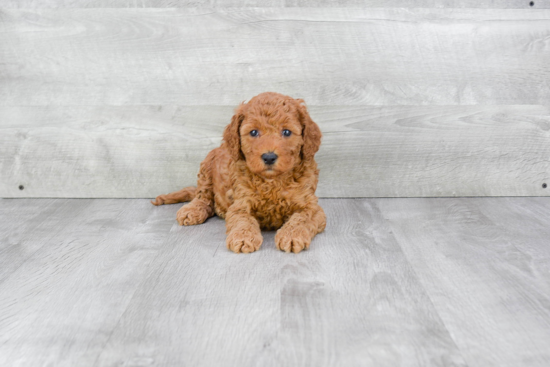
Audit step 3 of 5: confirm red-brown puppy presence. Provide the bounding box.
[152,92,326,253]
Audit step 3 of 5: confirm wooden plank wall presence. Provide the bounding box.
[1,2,549,198]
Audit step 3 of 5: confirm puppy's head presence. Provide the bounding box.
[223,92,321,178]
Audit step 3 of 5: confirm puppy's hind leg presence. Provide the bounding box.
[176,150,217,226]
[151,186,197,206]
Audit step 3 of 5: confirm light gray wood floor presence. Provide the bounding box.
[0,198,549,367]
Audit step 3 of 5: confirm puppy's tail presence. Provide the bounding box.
[151,186,197,206]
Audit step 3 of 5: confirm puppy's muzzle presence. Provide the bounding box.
[261,152,278,165]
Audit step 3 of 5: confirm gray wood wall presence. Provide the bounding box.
[1,2,549,198]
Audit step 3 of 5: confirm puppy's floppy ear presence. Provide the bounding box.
[223,103,246,161]
[296,99,322,161]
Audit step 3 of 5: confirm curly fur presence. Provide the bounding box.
[152,92,326,253]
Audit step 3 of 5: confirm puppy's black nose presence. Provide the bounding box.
[262,152,278,165]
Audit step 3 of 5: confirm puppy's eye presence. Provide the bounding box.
[282,129,292,137]
[250,130,259,137]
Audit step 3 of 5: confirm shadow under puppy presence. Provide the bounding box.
[152,92,326,253]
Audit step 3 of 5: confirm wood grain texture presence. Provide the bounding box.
[0,199,85,282]
[0,198,468,367]
[1,7,549,198]
[0,199,174,367]
[2,197,550,366]
[1,105,549,198]
[377,197,550,367]
[2,0,550,8]
[96,199,467,367]
[1,8,550,106]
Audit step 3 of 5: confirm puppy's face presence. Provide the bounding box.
[239,106,303,178]
[223,92,322,178]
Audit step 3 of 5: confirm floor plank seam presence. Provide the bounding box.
[374,201,473,367]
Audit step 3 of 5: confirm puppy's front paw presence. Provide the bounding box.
[275,226,311,253]
[226,229,263,254]
[176,205,209,226]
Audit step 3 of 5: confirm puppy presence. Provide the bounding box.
[152,92,326,253]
